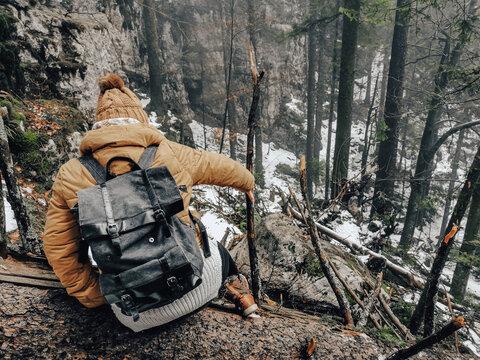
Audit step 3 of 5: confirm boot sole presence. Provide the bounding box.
[243,303,258,317]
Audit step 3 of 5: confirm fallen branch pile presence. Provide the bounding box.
[279,190,463,311]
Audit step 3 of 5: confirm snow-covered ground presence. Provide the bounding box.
[3,197,17,232]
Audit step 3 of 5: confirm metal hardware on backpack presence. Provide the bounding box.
[73,144,210,321]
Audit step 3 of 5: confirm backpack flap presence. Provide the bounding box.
[77,166,183,244]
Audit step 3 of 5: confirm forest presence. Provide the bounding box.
[0,0,480,358]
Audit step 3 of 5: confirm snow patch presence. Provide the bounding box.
[3,196,17,232]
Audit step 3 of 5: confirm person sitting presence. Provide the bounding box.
[43,73,257,332]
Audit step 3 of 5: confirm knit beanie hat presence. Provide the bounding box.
[95,73,149,124]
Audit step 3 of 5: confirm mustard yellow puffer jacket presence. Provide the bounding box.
[43,123,254,308]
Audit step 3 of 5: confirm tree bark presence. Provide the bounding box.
[0,178,6,258]
[314,25,326,165]
[248,0,264,185]
[228,100,238,161]
[439,129,465,242]
[219,0,235,156]
[371,0,410,218]
[0,107,34,252]
[331,0,360,199]
[245,54,265,300]
[143,0,166,116]
[449,178,480,301]
[305,0,318,200]
[325,2,341,202]
[388,318,465,360]
[408,144,480,336]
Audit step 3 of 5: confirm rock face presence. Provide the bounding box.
[2,0,308,151]
[4,0,147,112]
[230,213,365,310]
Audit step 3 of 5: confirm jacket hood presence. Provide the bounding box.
[79,123,166,156]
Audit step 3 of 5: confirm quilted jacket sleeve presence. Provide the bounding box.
[43,168,105,308]
[169,141,254,192]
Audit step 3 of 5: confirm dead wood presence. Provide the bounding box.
[290,156,354,327]
[245,45,265,301]
[386,317,466,360]
[0,256,61,288]
[0,273,62,288]
[326,251,381,329]
[357,272,383,328]
[444,288,460,353]
[281,198,464,311]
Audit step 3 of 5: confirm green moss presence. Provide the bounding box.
[344,289,356,306]
[303,254,324,278]
[390,297,414,326]
[366,327,406,347]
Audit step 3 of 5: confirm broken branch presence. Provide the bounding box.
[386,318,465,360]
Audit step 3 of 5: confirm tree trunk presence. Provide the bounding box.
[305,0,318,200]
[408,144,480,336]
[219,0,235,156]
[325,2,341,202]
[439,129,465,242]
[0,178,6,258]
[371,0,410,218]
[143,0,166,116]
[0,107,33,252]
[314,25,326,164]
[360,74,379,176]
[245,62,265,301]
[228,100,237,161]
[449,178,480,301]
[248,0,264,186]
[376,46,390,132]
[331,0,360,199]
[399,1,475,248]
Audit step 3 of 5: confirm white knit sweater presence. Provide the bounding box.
[111,238,223,332]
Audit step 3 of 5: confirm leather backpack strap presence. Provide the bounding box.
[77,155,107,184]
[138,144,159,169]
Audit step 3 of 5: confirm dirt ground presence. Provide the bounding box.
[0,282,477,360]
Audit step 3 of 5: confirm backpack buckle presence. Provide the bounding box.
[166,276,178,288]
[107,223,119,237]
[120,293,139,322]
[166,276,184,297]
[153,208,166,221]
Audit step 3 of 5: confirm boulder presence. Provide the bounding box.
[230,213,365,310]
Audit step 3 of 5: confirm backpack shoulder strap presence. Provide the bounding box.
[138,144,159,169]
[78,144,159,184]
[77,155,107,184]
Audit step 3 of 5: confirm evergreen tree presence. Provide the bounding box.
[331,0,361,199]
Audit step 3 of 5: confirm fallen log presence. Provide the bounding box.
[357,272,383,328]
[361,270,413,340]
[326,252,381,329]
[386,317,465,360]
[0,273,62,288]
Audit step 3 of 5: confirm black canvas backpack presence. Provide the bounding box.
[72,144,211,321]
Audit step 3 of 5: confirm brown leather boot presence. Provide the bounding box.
[223,274,258,316]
